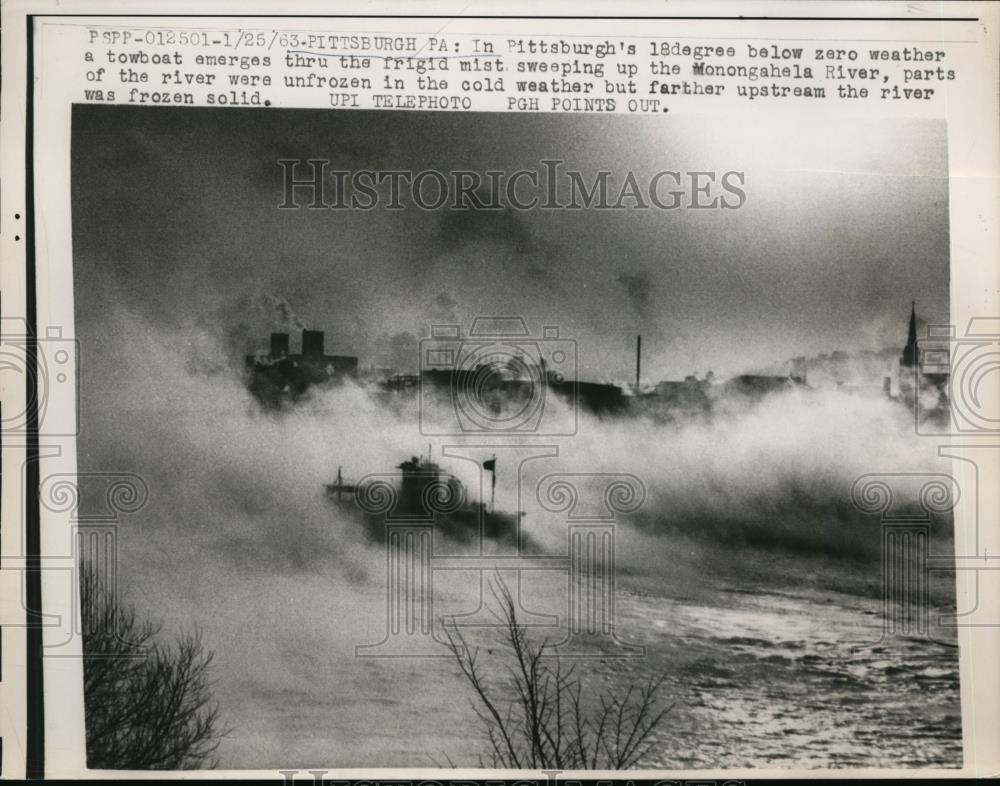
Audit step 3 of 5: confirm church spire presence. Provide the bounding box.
[901,300,918,367]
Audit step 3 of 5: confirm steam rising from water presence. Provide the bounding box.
[81,306,948,590]
[76,306,955,766]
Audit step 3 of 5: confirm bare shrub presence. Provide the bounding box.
[443,573,671,769]
[81,563,227,769]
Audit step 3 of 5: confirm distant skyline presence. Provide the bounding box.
[72,107,948,383]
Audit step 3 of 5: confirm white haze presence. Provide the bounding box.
[79,304,948,589]
[73,306,954,765]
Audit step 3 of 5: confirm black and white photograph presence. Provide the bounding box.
[66,104,965,770]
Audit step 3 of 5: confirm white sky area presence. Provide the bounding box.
[72,108,947,383]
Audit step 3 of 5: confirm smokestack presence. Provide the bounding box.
[635,335,642,392]
[302,329,325,356]
[270,332,290,358]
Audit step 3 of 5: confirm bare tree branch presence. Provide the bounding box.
[443,571,671,770]
[81,561,229,769]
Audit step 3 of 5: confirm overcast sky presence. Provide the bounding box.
[71,106,948,383]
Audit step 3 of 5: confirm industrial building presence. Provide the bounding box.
[245,329,358,406]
